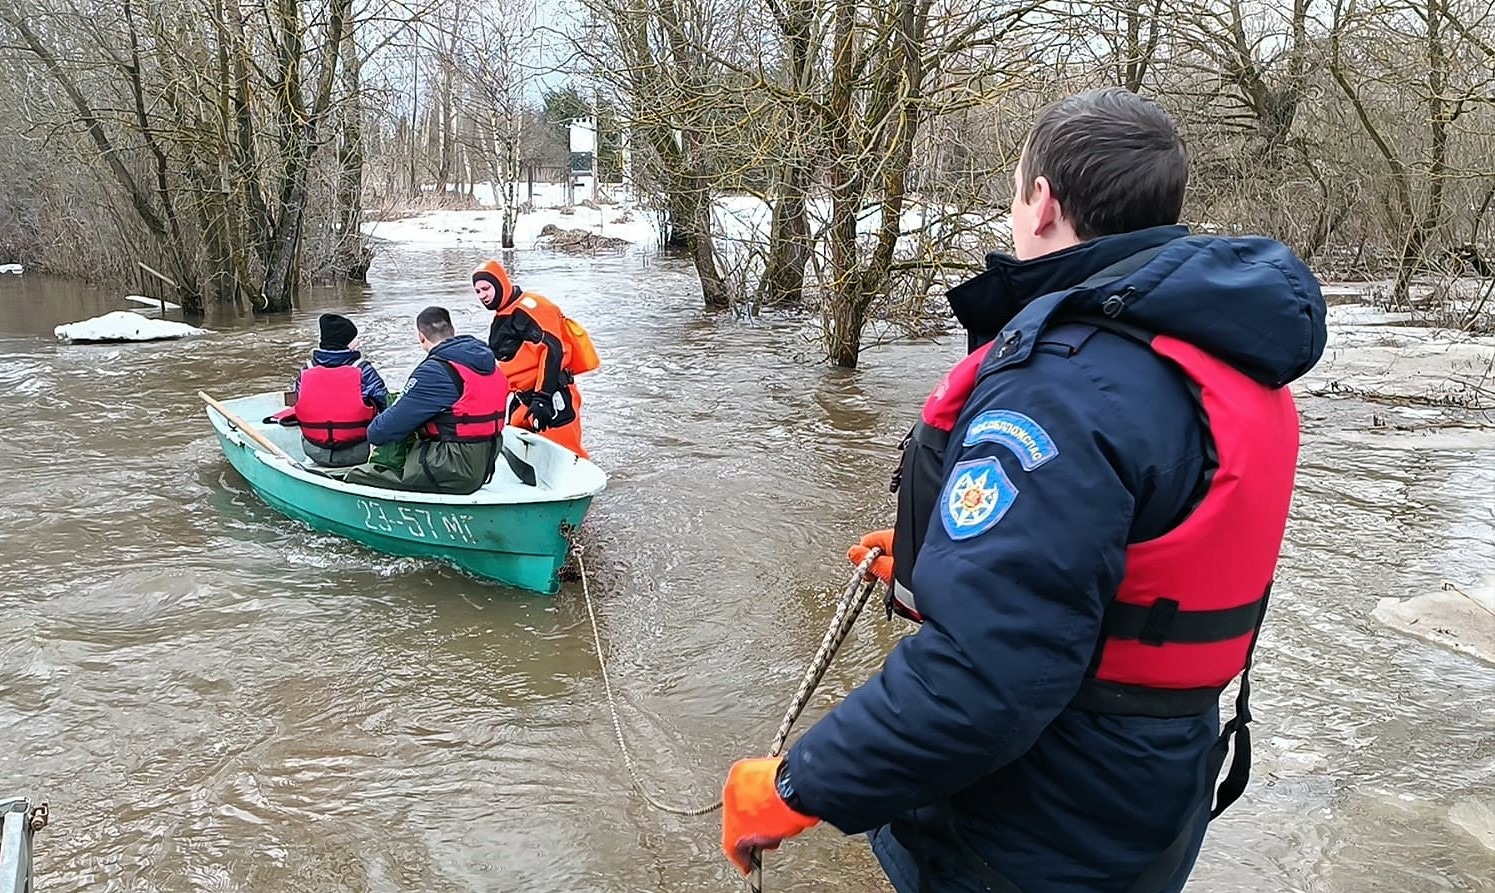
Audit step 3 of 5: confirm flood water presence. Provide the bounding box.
[0,246,1492,892]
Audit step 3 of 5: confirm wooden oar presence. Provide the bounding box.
[198,391,298,463]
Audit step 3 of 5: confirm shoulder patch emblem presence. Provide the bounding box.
[940,457,1018,540]
[962,410,1059,471]
[520,296,539,309]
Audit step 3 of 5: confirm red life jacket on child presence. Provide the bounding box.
[295,361,376,448]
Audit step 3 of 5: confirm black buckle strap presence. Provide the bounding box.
[1101,596,1266,646]
[1208,586,1267,819]
[1210,669,1253,818]
[889,424,915,494]
[453,411,506,424]
[305,418,372,430]
[1070,679,1225,717]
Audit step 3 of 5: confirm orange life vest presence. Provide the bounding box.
[491,292,598,391]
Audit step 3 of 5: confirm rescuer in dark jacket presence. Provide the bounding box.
[720,88,1328,893]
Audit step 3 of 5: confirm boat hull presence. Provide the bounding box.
[206,393,603,594]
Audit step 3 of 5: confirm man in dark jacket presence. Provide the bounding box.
[720,89,1328,892]
[342,307,508,495]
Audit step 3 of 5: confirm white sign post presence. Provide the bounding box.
[569,116,599,203]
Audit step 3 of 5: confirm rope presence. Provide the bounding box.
[571,543,886,886]
[574,542,721,816]
[749,551,883,893]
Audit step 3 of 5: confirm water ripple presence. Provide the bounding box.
[0,250,1491,891]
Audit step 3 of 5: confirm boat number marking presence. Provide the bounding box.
[357,500,478,544]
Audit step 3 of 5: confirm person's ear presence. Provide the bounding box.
[1030,175,1062,237]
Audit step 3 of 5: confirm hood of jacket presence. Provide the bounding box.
[949,226,1327,387]
[426,334,499,375]
[311,347,365,368]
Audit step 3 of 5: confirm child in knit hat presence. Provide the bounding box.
[284,313,391,467]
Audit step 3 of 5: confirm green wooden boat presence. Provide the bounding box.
[203,391,606,594]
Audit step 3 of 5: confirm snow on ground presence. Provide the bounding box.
[361,181,1012,264]
[0,263,21,274]
[55,310,208,343]
[362,182,661,249]
[709,193,1010,262]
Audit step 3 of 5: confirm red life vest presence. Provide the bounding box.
[1086,335,1298,700]
[419,358,508,442]
[891,320,1301,862]
[295,361,376,448]
[894,323,1299,709]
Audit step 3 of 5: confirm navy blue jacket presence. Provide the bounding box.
[784,227,1327,892]
[366,335,497,446]
[294,348,391,412]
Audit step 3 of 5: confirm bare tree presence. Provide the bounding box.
[589,0,740,308]
[458,0,541,248]
[0,0,377,312]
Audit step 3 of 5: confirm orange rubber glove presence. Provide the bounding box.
[847,528,895,586]
[721,757,819,875]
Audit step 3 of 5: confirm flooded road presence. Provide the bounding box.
[0,246,1492,892]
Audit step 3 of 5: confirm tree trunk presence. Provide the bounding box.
[759,6,815,308]
[825,287,867,368]
[335,21,370,280]
[685,175,729,309]
[760,170,811,306]
[500,107,519,249]
[434,63,454,193]
[821,0,860,366]
[261,0,350,311]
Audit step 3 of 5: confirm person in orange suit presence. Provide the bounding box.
[471,259,599,459]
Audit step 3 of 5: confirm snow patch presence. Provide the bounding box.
[361,182,1011,265]
[364,202,660,251]
[363,182,662,250]
[1373,579,1495,666]
[55,310,208,343]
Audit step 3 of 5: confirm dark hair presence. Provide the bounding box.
[1020,88,1188,239]
[416,306,455,342]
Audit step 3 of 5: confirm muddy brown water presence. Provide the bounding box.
[0,246,1492,892]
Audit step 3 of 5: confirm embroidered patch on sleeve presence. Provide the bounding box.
[940,457,1019,540]
[961,410,1059,471]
